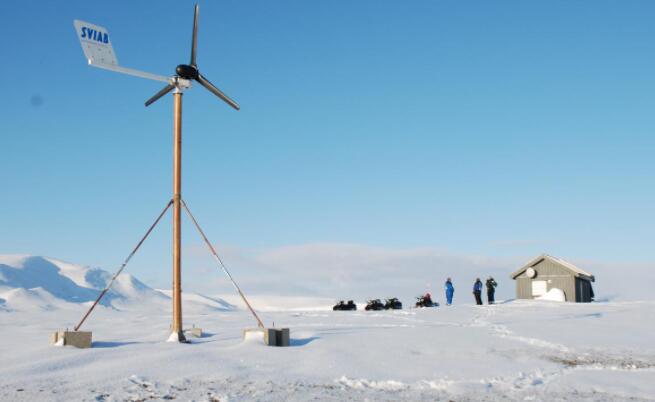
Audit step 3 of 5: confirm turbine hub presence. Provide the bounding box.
[176,64,199,80]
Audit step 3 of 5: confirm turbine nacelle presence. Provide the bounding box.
[144,4,239,110]
[176,64,199,80]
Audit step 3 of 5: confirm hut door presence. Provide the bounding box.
[576,279,591,302]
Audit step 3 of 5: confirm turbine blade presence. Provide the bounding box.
[190,4,199,66]
[145,84,175,107]
[197,74,240,110]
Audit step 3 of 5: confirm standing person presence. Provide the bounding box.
[486,276,498,304]
[444,278,455,305]
[473,278,483,305]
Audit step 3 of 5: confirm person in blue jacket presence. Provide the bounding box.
[444,277,454,305]
[473,278,483,305]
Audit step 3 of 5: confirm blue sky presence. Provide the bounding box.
[1,1,654,291]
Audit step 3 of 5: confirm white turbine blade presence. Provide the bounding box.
[74,19,169,83]
[89,60,169,83]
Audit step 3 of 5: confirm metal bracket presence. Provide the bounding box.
[171,77,192,92]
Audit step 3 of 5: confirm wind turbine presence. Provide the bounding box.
[73,4,251,343]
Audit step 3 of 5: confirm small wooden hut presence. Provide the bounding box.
[510,254,595,302]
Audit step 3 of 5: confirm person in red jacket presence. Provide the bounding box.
[423,292,433,306]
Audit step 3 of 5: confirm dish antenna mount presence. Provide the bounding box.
[73,4,263,343]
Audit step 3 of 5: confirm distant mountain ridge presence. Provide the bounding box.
[0,254,235,312]
[0,255,156,305]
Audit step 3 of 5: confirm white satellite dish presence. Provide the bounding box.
[526,267,536,278]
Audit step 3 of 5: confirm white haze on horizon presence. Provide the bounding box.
[181,243,654,304]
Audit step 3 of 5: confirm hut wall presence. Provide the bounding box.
[515,277,532,299]
[515,258,577,302]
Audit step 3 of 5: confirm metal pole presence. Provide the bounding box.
[172,90,186,342]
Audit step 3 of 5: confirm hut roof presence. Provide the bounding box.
[510,254,595,282]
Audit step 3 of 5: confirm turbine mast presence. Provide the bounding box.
[73,3,248,344]
[171,88,185,342]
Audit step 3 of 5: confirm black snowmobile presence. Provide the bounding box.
[333,300,357,311]
[415,295,439,308]
[365,299,385,311]
[384,297,403,310]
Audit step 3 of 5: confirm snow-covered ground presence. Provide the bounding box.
[1,255,654,401]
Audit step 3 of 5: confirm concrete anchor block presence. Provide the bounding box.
[264,328,277,346]
[265,328,290,347]
[243,327,290,347]
[51,331,92,348]
[185,327,203,338]
[279,328,290,347]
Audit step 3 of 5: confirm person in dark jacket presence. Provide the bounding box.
[473,278,483,305]
[486,276,498,304]
[444,278,454,305]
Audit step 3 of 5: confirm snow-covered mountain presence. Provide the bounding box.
[0,255,234,312]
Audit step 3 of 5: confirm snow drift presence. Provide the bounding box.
[536,288,566,302]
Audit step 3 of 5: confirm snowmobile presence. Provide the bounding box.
[333,300,357,311]
[365,299,385,311]
[415,295,439,308]
[384,297,403,310]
